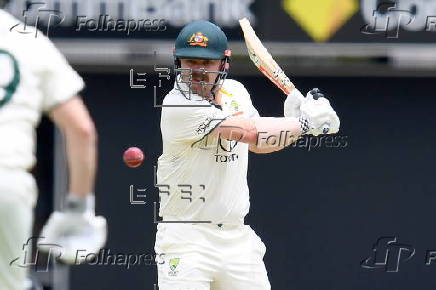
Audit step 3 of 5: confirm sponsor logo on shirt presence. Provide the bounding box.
[230,100,239,112]
[214,138,239,163]
[168,257,180,276]
[215,153,239,163]
[196,117,213,135]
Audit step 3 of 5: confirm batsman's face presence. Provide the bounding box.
[180,59,222,98]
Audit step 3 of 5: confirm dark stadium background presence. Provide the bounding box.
[34,74,436,290]
[13,0,434,288]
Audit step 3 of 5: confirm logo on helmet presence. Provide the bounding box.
[188,32,209,47]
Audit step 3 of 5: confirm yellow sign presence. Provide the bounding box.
[283,0,358,42]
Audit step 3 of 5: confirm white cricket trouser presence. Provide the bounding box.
[154,222,271,290]
[0,167,37,290]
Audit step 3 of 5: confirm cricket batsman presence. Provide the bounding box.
[155,20,340,290]
[0,4,107,290]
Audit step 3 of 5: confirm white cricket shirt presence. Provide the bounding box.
[157,78,260,225]
[0,10,84,170]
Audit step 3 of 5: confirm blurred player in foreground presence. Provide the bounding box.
[155,20,340,289]
[0,4,107,290]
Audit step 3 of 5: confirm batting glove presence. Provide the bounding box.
[39,194,107,264]
[284,88,305,118]
[298,88,340,136]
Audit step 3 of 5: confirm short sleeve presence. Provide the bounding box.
[161,94,230,144]
[227,79,260,118]
[247,98,260,118]
[37,35,84,112]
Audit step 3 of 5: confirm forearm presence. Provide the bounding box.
[64,125,97,196]
[249,117,302,153]
[49,97,97,197]
[213,116,303,153]
[212,88,339,153]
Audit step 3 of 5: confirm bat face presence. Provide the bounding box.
[248,51,261,67]
[239,18,295,95]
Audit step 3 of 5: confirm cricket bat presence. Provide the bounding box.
[239,18,331,133]
[239,18,296,95]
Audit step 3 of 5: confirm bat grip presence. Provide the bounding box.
[309,88,330,133]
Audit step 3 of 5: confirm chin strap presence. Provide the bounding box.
[209,56,230,101]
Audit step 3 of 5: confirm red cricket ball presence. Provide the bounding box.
[123,147,144,168]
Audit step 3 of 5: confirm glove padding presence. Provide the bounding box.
[39,195,107,264]
[299,90,340,136]
[284,88,305,118]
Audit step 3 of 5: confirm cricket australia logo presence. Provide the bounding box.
[168,258,180,276]
[188,32,209,47]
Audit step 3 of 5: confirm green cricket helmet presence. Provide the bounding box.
[173,20,231,99]
[174,20,230,60]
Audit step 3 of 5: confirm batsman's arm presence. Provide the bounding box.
[40,96,107,265]
[48,96,97,196]
[210,116,303,154]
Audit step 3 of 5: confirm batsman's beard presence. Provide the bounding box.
[182,72,216,98]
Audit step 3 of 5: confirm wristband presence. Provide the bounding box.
[65,194,95,213]
[298,116,310,134]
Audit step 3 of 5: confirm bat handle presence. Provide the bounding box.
[309,88,330,133]
[309,88,324,100]
[321,124,330,134]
